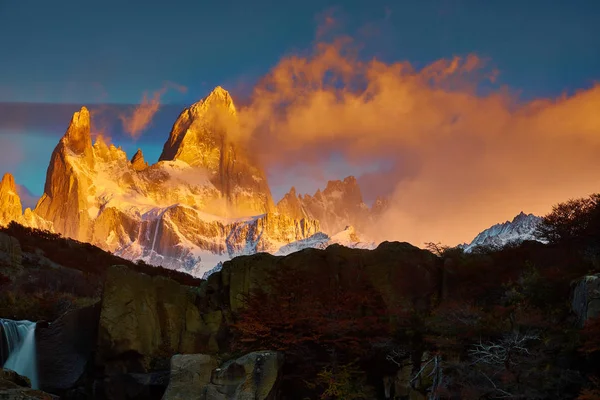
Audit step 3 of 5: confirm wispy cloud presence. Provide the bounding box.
[120,82,187,139]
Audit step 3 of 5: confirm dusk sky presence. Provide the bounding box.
[1,0,600,244]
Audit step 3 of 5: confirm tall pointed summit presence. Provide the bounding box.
[130,149,148,171]
[62,106,93,157]
[35,107,95,240]
[159,86,274,215]
[0,173,23,226]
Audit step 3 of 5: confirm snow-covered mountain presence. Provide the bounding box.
[0,86,379,277]
[461,211,544,253]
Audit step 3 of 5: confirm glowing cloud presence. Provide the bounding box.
[236,37,600,246]
[120,82,187,139]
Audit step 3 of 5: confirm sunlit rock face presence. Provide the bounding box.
[20,87,330,277]
[159,86,274,216]
[0,173,22,227]
[130,149,149,172]
[35,107,95,241]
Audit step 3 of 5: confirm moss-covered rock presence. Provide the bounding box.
[162,351,283,400]
[572,273,600,327]
[96,266,221,374]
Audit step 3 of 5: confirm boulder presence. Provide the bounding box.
[36,303,101,393]
[572,273,600,327]
[0,368,58,399]
[162,351,283,400]
[161,354,219,400]
[96,266,223,374]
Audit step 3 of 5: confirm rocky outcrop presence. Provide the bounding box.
[160,354,218,400]
[159,86,274,216]
[572,273,600,327]
[36,303,101,393]
[34,107,94,242]
[213,241,438,313]
[0,173,22,227]
[0,232,22,274]
[131,149,149,172]
[20,209,53,232]
[0,368,58,399]
[276,187,308,221]
[280,176,371,235]
[96,265,225,374]
[162,351,284,400]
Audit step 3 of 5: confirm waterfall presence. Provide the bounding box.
[0,319,38,389]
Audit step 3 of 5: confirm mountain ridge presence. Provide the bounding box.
[0,87,376,277]
[461,211,544,252]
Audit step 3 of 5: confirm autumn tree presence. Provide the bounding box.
[536,194,600,244]
[232,263,391,395]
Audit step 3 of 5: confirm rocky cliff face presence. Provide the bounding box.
[130,149,149,172]
[0,173,22,227]
[35,107,95,241]
[278,176,378,235]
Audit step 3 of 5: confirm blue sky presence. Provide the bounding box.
[1,0,599,201]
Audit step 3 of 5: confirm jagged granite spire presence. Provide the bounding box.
[0,173,23,226]
[158,86,274,215]
[35,107,95,241]
[130,149,148,171]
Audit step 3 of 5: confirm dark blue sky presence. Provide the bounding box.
[0,0,599,199]
[1,0,599,103]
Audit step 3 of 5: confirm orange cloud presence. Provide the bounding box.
[120,82,187,139]
[236,38,600,247]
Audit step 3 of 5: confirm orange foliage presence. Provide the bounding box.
[233,263,390,360]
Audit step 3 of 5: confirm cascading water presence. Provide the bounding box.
[0,319,38,389]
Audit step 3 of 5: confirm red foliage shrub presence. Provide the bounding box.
[233,263,391,362]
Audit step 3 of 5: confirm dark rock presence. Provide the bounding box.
[572,273,600,327]
[94,371,170,400]
[0,368,59,399]
[162,351,283,400]
[36,303,101,392]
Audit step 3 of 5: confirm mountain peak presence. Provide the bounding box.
[63,107,92,155]
[462,211,543,252]
[159,86,238,165]
[188,85,236,118]
[324,176,359,192]
[0,173,16,192]
[158,86,274,215]
[131,148,148,171]
[343,176,358,185]
[208,85,230,99]
[0,172,22,226]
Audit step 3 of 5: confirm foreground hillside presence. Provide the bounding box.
[1,193,600,399]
